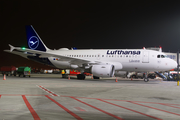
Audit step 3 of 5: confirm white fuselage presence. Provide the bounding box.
[46,49,177,72]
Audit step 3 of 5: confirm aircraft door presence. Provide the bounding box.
[142,51,149,63]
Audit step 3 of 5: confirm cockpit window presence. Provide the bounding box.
[165,55,169,58]
[161,55,165,58]
[157,54,167,58]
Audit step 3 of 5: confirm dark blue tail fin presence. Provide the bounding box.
[25,25,49,51]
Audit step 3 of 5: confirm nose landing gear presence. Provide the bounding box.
[144,72,149,82]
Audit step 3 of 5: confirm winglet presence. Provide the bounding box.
[9,44,15,52]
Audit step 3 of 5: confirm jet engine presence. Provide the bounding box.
[91,65,115,77]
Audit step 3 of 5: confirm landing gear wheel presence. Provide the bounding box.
[144,78,149,82]
[77,74,86,80]
[93,76,100,79]
[143,72,149,82]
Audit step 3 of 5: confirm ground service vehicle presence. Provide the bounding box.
[16,67,31,77]
[62,69,81,78]
[0,66,16,76]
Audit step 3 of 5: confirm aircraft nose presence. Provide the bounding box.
[171,60,178,69]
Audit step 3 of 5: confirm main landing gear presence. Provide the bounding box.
[144,72,149,82]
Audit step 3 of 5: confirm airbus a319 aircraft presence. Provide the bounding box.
[4,25,177,82]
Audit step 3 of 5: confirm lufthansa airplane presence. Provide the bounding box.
[4,25,177,81]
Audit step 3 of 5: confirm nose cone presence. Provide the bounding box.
[171,60,178,69]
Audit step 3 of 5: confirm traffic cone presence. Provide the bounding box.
[68,75,70,80]
[131,77,133,81]
[115,77,118,82]
[3,74,6,80]
[91,74,93,79]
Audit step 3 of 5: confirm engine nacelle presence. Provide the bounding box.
[91,65,115,77]
[114,71,128,78]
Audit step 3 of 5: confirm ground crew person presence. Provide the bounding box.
[61,70,66,78]
[61,70,65,74]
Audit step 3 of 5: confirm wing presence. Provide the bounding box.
[5,45,100,65]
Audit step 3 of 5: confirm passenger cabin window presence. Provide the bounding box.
[157,55,160,58]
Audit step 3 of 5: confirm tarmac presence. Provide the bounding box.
[0,74,180,120]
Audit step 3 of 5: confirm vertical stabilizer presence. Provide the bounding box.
[25,25,49,51]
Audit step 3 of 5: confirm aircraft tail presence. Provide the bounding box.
[25,25,49,51]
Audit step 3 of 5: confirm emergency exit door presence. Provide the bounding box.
[142,51,149,63]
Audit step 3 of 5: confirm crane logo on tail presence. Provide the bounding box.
[28,36,39,49]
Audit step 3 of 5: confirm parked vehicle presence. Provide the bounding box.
[155,71,167,80]
[62,69,81,78]
[0,66,16,76]
[16,67,31,77]
[83,72,92,76]
[44,69,53,74]
[148,73,156,79]
[130,72,144,79]
[129,72,156,79]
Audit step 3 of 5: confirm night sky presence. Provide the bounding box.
[1,1,180,68]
